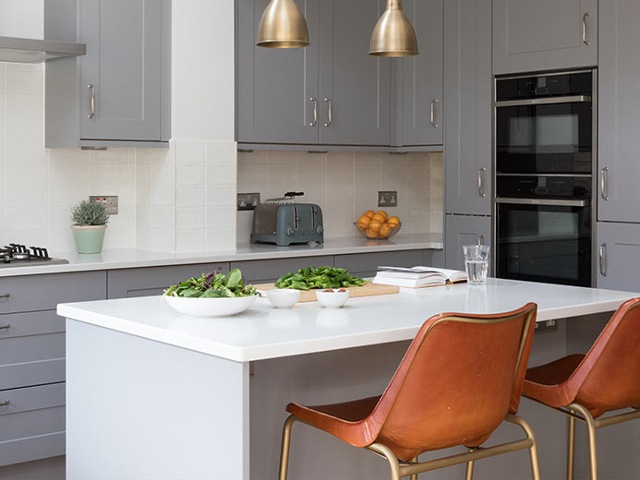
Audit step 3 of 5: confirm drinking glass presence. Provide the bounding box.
[463,245,490,284]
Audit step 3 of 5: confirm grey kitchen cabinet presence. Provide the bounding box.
[0,271,106,467]
[335,250,433,278]
[444,0,492,216]
[492,0,598,75]
[236,0,391,148]
[107,263,230,299]
[394,0,443,147]
[230,256,334,284]
[596,222,640,292]
[45,0,171,148]
[597,0,640,223]
[444,214,492,271]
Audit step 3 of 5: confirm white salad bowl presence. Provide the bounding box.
[163,294,258,317]
[315,288,350,308]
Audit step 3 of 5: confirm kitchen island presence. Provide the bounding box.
[58,279,639,480]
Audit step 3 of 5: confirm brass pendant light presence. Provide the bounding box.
[369,0,418,57]
[257,0,310,48]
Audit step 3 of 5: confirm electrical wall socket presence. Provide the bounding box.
[89,196,118,215]
[237,192,260,211]
[378,191,397,207]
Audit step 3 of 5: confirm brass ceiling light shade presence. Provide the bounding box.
[369,0,418,57]
[257,0,310,48]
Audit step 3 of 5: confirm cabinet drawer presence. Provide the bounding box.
[230,257,334,284]
[0,358,65,391]
[0,271,106,314]
[0,310,65,339]
[0,383,65,443]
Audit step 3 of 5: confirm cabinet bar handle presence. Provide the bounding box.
[0,293,9,299]
[0,324,10,331]
[599,243,607,277]
[600,166,609,200]
[430,99,439,128]
[582,12,591,46]
[478,167,486,198]
[0,401,9,407]
[309,97,317,127]
[323,97,332,127]
[88,83,96,119]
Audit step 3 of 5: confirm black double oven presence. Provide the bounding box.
[495,70,595,287]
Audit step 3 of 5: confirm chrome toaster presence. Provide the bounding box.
[250,193,324,246]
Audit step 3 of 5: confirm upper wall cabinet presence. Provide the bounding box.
[45,0,171,148]
[492,0,598,74]
[394,0,443,147]
[236,0,391,148]
[598,0,640,223]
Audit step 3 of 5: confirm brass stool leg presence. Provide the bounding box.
[367,443,402,480]
[569,404,598,480]
[567,412,576,480]
[465,450,476,480]
[410,456,418,480]
[278,415,297,480]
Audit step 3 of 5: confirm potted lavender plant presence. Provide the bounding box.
[71,200,110,254]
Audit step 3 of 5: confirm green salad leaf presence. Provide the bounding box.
[164,268,259,298]
[274,265,368,290]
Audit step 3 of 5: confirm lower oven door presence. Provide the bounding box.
[496,198,592,287]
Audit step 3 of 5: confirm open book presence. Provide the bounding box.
[373,266,467,288]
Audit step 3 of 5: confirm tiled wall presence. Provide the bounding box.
[237,150,443,243]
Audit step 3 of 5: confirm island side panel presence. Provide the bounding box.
[66,319,250,480]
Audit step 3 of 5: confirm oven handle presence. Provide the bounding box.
[495,95,591,107]
[495,197,589,207]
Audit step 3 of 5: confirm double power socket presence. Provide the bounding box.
[89,196,118,215]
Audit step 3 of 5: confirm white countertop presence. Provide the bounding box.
[0,234,442,277]
[57,278,640,363]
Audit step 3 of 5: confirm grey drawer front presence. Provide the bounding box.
[107,263,230,299]
[0,310,64,339]
[335,250,426,277]
[0,332,64,367]
[0,383,65,443]
[231,257,334,284]
[0,358,65,391]
[0,271,106,314]
[0,431,64,467]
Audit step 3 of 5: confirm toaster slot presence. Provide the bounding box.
[293,206,299,230]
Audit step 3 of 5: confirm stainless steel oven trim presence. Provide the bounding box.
[495,197,589,208]
[496,173,592,178]
[495,95,591,107]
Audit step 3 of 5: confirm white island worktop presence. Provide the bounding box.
[59,279,640,480]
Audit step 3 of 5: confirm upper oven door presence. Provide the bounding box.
[496,96,593,174]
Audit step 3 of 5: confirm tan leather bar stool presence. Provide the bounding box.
[278,303,540,480]
[523,297,640,480]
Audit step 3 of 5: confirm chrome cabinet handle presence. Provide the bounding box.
[88,83,96,118]
[600,166,609,200]
[430,99,439,128]
[323,97,332,127]
[599,243,607,277]
[0,293,9,299]
[0,324,10,331]
[478,167,486,198]
[309,97,317,127]
[582,12,591,46]
[0,401,9,407]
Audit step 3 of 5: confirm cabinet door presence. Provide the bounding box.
[444,214,492,271]
[236,0,320,145]
[318,0,391,146]
[78,0,167,142]
[444,0,492,215]
[335,250,426,278]
[598,1,640,223]
[596,222,640,292]
[396,0,443,146]
[493,0,597,74]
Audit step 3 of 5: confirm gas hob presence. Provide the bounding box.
[0,244,69,268]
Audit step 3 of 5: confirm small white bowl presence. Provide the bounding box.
[315,288,349,308]
[164,294,257,317]
[267,288,300,308]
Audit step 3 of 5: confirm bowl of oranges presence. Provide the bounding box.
[354,210,401,239]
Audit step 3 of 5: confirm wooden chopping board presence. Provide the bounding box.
[254,282,399,302]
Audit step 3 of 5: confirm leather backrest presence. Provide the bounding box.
[367,303,537,460]
[569,297,640,417]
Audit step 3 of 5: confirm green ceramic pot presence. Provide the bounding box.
[72,225,107,254]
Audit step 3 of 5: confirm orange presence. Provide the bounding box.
[356,215,371,230]
[365,228,379,239]
[368,220,382,232]
[363,210,375,218]
[377,210,389,220]
[371,213,386,223]
[387,216,400,226]
[379,223,393,238]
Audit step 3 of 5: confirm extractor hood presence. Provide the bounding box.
[0,35,86,63]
